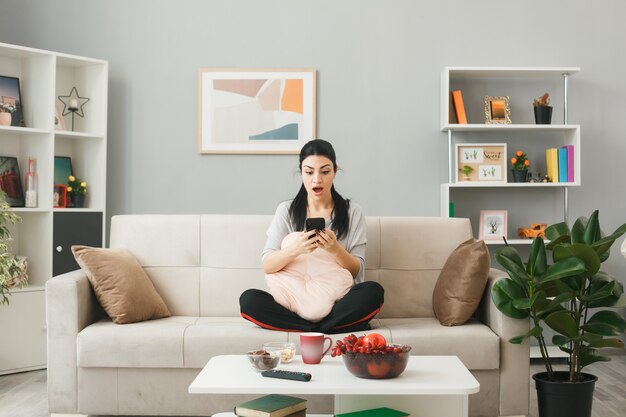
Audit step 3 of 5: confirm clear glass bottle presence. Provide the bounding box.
[24,156,38,208]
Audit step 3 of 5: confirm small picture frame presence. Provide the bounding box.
[0,156,25,207]
[0,75,24,127]
[479,210,508,240]
[54,156,73,185]
[53,184,67,208]
[455,143,507,183]
[54,104,65,130]
[484,96,511,124]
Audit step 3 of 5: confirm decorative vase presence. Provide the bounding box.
[534,106,553,124]
[512,169,528,182]
[0,113,11,126]
[71,194,85,208]
[533,372,597,417]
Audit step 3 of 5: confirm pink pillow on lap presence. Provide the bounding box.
[266,232,354,322]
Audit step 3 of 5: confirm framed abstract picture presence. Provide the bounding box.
[479,210,508,241]
[198,68,316,154]
[0,156,25,207]
[0,76,23,127]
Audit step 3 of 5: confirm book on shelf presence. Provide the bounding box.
[545,148,559,183]
[558,147,568,182]
[564,144,575,182]
[450,90,467,124]
[234,394,306,417]
[335,407,410,417]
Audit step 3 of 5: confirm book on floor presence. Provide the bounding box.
[335,406,410,417]
[234,394,307,417]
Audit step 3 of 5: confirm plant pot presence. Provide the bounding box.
[534,106,553,124]
[0,113,11,126]
[533,372,597,417]
[512,169,528,182]
[70,194,85,208]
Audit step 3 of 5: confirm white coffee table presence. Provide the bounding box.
[189,355,479,417]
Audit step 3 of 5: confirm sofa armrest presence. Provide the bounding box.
[477,267,530,417]
[46,269,103,414]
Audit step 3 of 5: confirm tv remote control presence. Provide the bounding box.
[261,369,312,382]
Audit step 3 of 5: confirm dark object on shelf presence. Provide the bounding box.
[534,372,597,417]
[512,169,529,183]
[58,86,90,131]
[0,75,24,127]
[70,194,85,208]
[534,106,553,124]
[0,156,24,207]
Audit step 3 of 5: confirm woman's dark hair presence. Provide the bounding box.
[289,139,350,240]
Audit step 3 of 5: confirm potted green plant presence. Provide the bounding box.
[459,165,474,181]
[491,210,626,417]
[0,191,28,305]
[533,92,553,124]
[67,175,87,208]
[510,150,530,182]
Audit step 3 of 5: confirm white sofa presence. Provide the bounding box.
[46,215,529,417]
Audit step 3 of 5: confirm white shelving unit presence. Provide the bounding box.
[0,42,107,374]
[440,67,580,245]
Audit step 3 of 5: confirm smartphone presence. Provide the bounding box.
[305,217,325,232]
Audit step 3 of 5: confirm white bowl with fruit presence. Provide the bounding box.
[331,333,411,379]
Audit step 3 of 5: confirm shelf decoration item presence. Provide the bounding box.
[455,143,507,183]
[54,104,65,130]
[198,68,316,154]
[450,90,467,124]
[0,76,23,127]
[517,223,547,239]
[53,184,67,208]
[0,191,28,305]
[66,175,87,208]
[24,157,37,208]
[484,96,511,124]
[533,92,552,124]
[479,210,508,240]
[510,150,530,182]
[0,156,24,207]
[58,86,89,131]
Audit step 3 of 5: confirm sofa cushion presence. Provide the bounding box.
[379,317,499,369]
[432,239,490,326]
[72,245,171,324]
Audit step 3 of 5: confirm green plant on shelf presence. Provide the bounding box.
[0,191,28,305]
[533,92,550,107]
[67,175,87,197]
[511,150,530,171]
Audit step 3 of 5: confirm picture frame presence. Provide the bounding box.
[484,96,511,124]
[53,184,67,208]
[54,104,66,130]
[0,75,24,127]
[455,143,507,183]
[479,210,508,241]
[0,156,25,207]
[198,68,316,154]
[54,156,73,186]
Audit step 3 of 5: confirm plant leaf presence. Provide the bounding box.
[552,334,571,346]
[582,310,626,336]
[590,222,626,261]
[580,350,610,369]
[495,247,531,283]
[553,243,600,276]
[537,257,586,284]
[587,338,625,349]
[545,222,570,242]
[545,310,579,338]
[582,210,601,245]
[527,238,547,277]
[491,279,529,319]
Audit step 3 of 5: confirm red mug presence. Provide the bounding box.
[300,332,333,364]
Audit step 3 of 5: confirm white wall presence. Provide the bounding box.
[1,0,626,291]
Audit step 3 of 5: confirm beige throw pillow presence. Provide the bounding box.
[432,238,490,326]
[71,245,171,324]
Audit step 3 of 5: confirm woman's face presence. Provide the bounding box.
[301,155,336,201]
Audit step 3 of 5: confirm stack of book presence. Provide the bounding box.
[234,394,307,417]
[545,145,574,183]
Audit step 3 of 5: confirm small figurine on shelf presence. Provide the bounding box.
[518,223,548,239]
[66,175,87,208]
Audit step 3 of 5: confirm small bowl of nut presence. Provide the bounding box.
[262,342,297,363]
[246,350,280,371]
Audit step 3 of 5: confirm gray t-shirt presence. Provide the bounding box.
[262,200,367,283]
